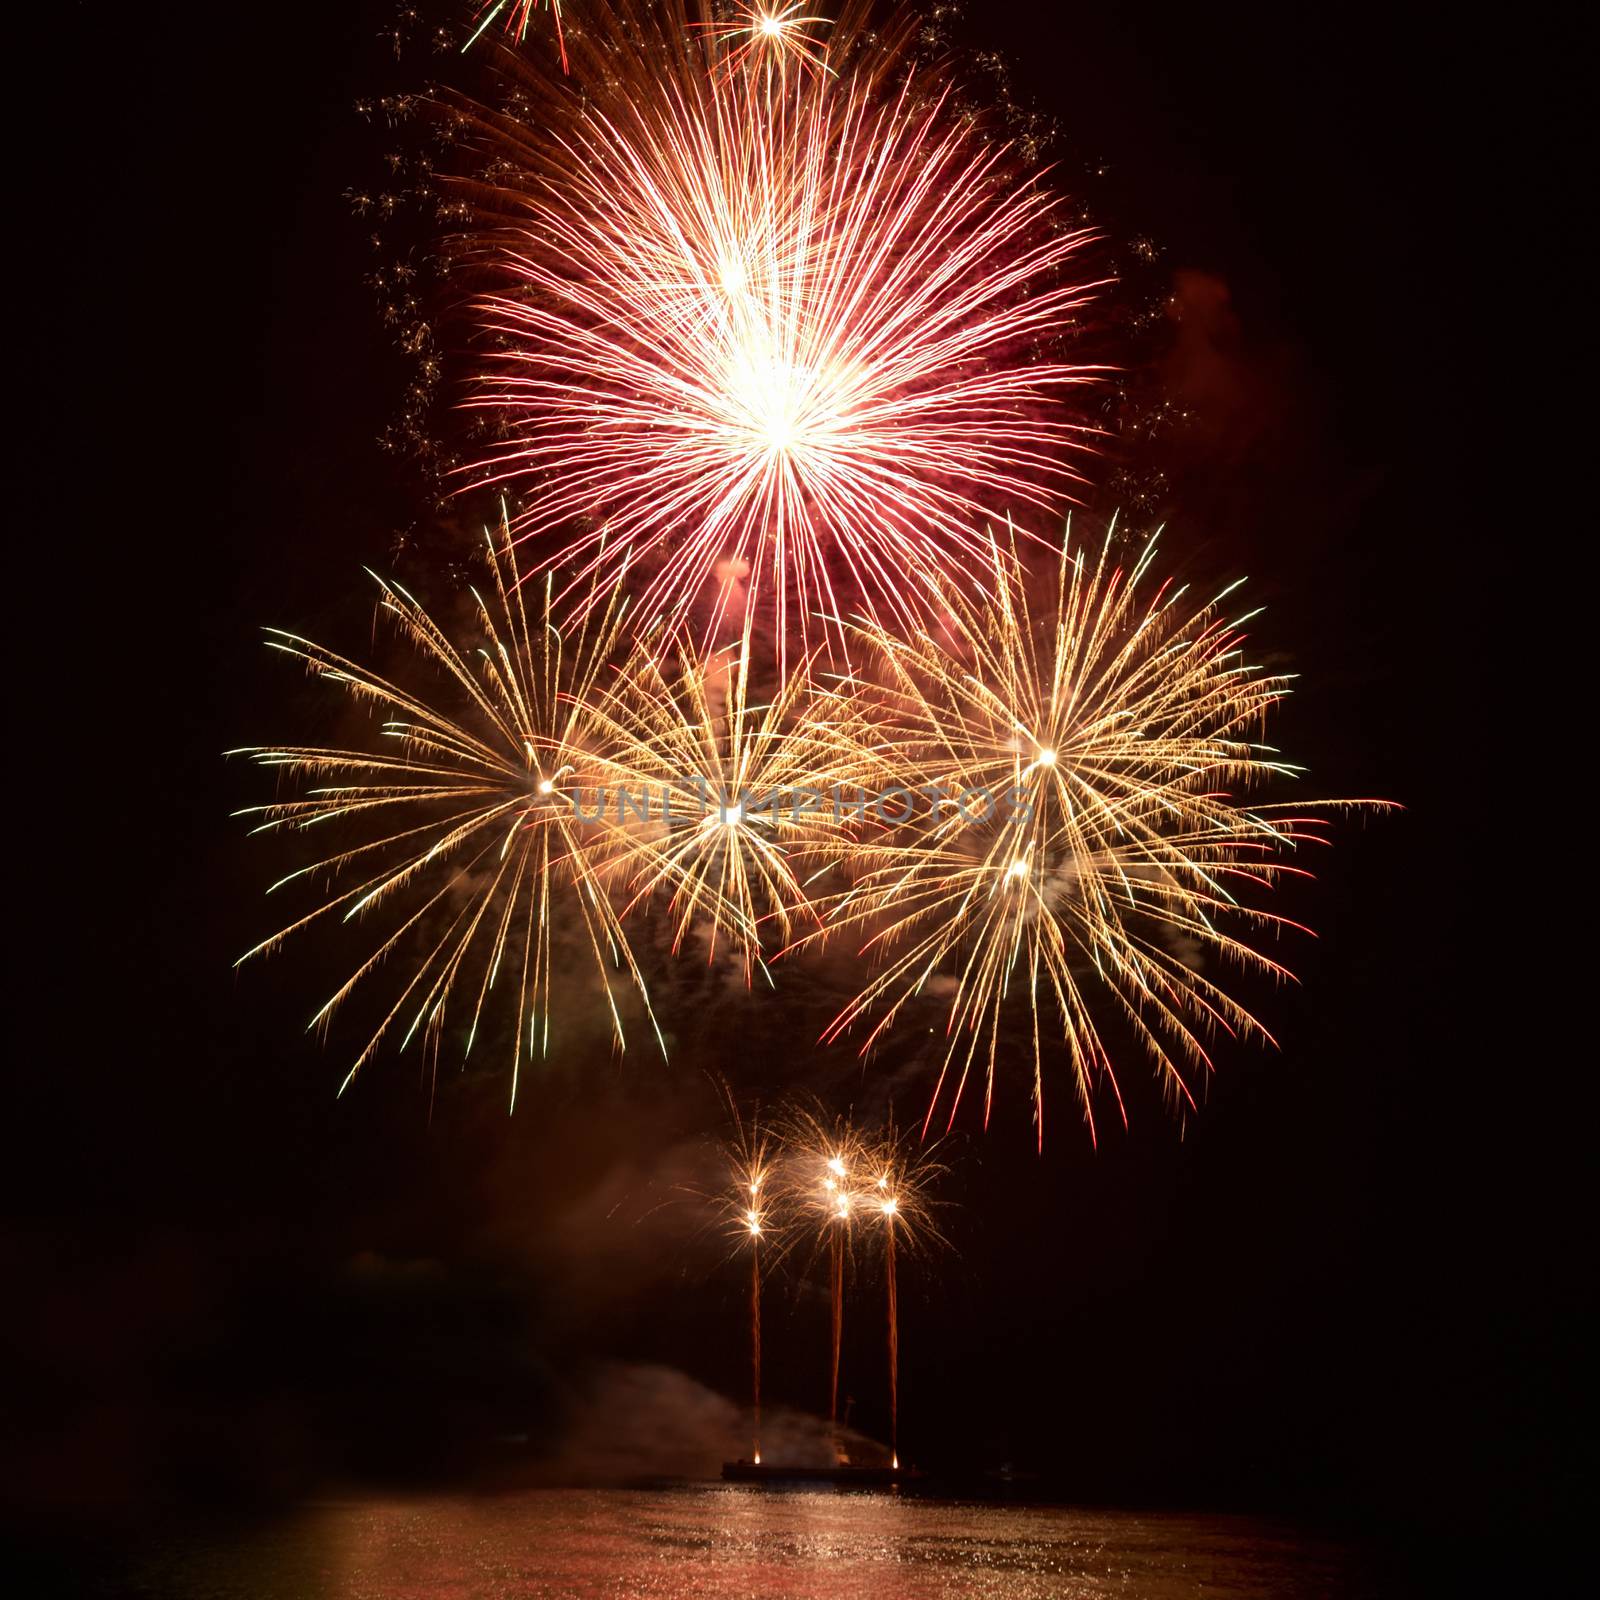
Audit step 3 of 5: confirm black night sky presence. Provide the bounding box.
[10,1,1567,1589]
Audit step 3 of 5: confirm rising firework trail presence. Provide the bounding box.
[231,510,664,1106]
[756,1108,949,1464]
[828,1194,846,1449]
[715,1104,790,1464]
[863,1127,946,1466]
[750,1229,763,1463]
[819,1148,850,1439]
[782,1108,871,1455]
[883,1201,897,1467]
[451,0,1105,661]
[802,522,1392,1145]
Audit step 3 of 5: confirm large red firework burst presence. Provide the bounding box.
[454,3,1106,658]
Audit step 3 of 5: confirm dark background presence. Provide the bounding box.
[11,0,1562,1580]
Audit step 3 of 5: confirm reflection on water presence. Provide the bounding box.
[113,1486,1402,1598]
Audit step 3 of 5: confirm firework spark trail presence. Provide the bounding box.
[454,3,1105,662]
[468,1,569,71]
[230,512,665,1105]
[797,522,1392,1144]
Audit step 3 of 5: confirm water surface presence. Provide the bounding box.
[108,1485,1404,1598]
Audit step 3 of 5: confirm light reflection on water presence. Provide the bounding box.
[122,1486,1397,1599]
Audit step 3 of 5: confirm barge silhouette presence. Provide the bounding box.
[721,1458,919,1486]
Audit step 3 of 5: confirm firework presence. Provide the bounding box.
[574,626,870,984]
[780,1107,871,1451]
[454,2,1104,660]
[716,1106,785,1463]
[467,1,569,72]
[804,523,1390,1145]
[859,1127,946,1468]
[771,1107,946,1462]
[231,511,663,1106]
[694,3,837,86]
